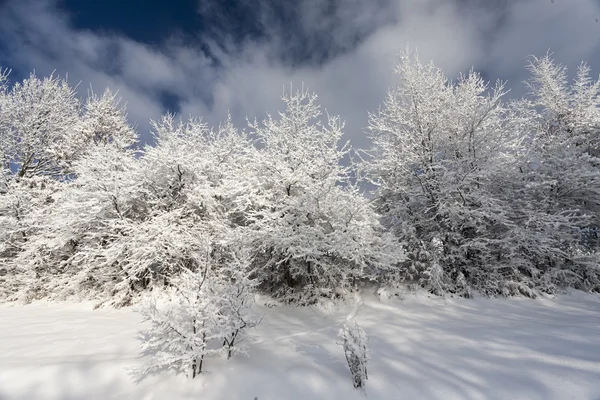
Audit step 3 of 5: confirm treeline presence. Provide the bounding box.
[0,50,598,306]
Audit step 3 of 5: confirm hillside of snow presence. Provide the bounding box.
[1,291,599,400]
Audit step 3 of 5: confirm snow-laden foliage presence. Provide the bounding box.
[338,322,369,388]
[137,262,260,378]
[4,144,140,302]
[0,51,598,305]
[0,175,62,298]
[0,109,140,302]
[0,73,134,181]
[0,72,142,301]
[80,88,137,149]
[6,113,257,305]
[0,72,81,179]
[365,50,599,296]
[507,54,600,293]
[365,50,518,295]
[245,89,403,303]
[481,56,600,295]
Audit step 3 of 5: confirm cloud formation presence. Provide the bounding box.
[1,0,599,148]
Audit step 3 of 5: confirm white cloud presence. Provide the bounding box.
[1,0,599,148]
[484,0,600,96]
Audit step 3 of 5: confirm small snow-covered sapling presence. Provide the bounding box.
[338,322,369,388]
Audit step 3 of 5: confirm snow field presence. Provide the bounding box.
[1,291,599,400]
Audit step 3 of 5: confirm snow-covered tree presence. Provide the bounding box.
[137,258,260,378]
[366,49,517,295]
[80,88,137,149]
[525,54,599,241]
[137,269,222,378]
[212,261,262,359]
[366,50,600,296]
[0,72,79,297]
[3,54,597,304]
[245,89,403,303]
[338,322,369,388]
[0,68,7,90]
[0,72,82,179]
[4,143,141,302]
[0,72,141,301]
[7,112,258,304]
[117,115,256,294]
[503,54,600,293]
[0,175,62,299]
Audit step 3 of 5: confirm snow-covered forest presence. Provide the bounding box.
[1,48,600,398]
[1,51,598,306]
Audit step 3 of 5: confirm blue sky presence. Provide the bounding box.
[61,0,203,44]
[1,0,600,147]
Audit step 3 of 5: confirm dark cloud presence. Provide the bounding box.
[195,0,397,66]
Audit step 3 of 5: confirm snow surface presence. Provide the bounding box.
[1,291,600,400]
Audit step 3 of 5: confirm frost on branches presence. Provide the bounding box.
[513,54,600,292]
[0,81,142,302]
[245,89,403,303]
[0,71,139,300]
[338,322,369,388]
[137,258,260,379]
[0,51,598,305]
[366,49,518,296]
[366,50,599,297]
[0,72,81,179]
